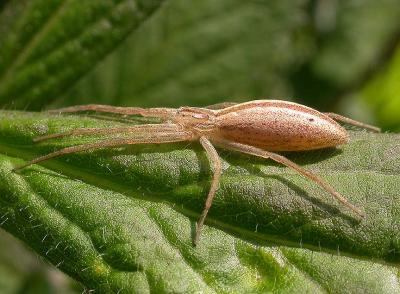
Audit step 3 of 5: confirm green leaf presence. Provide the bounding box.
[0,110,399,292]
[0,0,164,110]
[1,0,400,291]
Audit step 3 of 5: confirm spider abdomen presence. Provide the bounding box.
[214,100,349,151]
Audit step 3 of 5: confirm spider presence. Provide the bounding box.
[13,100,380,245]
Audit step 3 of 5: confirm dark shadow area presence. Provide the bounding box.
[280,147,343,165]
[0,1,10,12]
[268,174,359,225]
[190,220,197,246]
[220,147,343,172]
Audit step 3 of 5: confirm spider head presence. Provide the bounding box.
[174,107,215,128]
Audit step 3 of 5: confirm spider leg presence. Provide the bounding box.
[324,112,380,133]
[34,124,182,142]
[13,129,193,171]
[47,104,176,119]
[205,102,238,110]
[212,138,365,218]
[194,137,222,246]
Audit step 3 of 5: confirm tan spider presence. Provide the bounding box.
[13,100,380,245]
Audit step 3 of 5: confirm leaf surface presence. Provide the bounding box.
[0,110,399,292]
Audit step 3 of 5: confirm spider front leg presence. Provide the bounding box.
[48,104,176,120]
[13,128,194,171]
[205,102,238,110]
[212,139,365,218]
[34,124,182,142]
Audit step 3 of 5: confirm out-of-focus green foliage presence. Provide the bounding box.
[0,230,82,294]
[64,0,307,107]
[361,45,400,131]
[290,0,400,109]
[0,0,164,109]
[63,0,400,111]
[0,0,400,292]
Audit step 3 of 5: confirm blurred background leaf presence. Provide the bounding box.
[0,0,165,109]
[360,44,400,132]
[63,0,309,107]
[0,0,400,292]
[61,0,400,119]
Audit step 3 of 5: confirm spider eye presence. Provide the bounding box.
[193,113,208,119]
[177,107,210,122]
